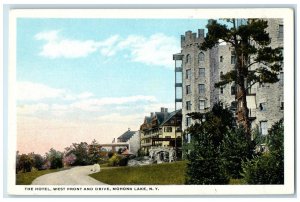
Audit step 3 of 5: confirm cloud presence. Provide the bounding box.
[17,81,94,102]
[35,30,179,67]
[17,81,65,101]
[18,103,50,115]
[120,33,179,67]
[35,30,119,59]
[70,95,157,112]
[102,33,179,67]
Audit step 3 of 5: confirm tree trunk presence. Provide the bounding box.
[236,51,251,139]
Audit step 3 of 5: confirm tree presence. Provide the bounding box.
[17,154,34,173]
[32,153,45,170]
[241,119,284,184]
[221,127,255,179]
[185,103,234,184]
[200,19,283,137]
[65,142,89,165]
[46,148,63,169]
[88,139,102,164]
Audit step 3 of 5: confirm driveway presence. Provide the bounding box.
[31,165,106,185]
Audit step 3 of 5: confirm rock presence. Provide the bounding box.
[91,164,100,172]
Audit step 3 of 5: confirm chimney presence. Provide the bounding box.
[161,107,164,112]
[165,108,168,112]
[150,112,154,117]
[128,128,131,131]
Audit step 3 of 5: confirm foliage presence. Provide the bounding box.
[46,148,63,169]
[200,19,283,136]
[185,103,234,184]
[32,153,46,170]
[221,127,255,179]
[17,154,34,173]
[90,161,187,185]
[107,154,123,167]
[107,151,114,159]
[63,153,77,167]
[65,142,90,166]
[88,139,102,164]
[241,119,284,184]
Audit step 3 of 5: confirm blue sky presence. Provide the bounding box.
[16,18,208,154]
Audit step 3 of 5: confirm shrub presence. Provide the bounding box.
[63,153,77,167]
[241,119,284,184]
[221,128,255,179]
[108,154,123,167]
[185,103,234,184]
[118,156,129,166]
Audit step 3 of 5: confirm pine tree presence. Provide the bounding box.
[200,19,283,138]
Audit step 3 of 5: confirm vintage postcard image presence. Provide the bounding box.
[7,8,294,195]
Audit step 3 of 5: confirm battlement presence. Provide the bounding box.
[181,29,205,47]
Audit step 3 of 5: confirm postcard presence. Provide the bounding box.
[6,8,294,195]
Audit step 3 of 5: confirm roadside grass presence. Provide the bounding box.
[90,161,187,185]
[229,178,246,185]
[16,168,67,185]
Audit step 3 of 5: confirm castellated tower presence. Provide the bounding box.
[174,19,284,146]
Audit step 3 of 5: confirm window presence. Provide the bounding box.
[279,25,283,39]
[220,56,223,62]
[186,69,191,79]
[186,85,191,94]
[186,117,192,127]
[220,87,224,94]
[260,121,268,136]
[280,95,284,110]
[259,102,267,111]
[187,133,191,143]
[199,84,205,95]
[199,68,205,78]
[279,72,284,86]
[199,52,205,62]
[186,101,192,110]
[199,100,205,110]
[186,54,191,64]
[164,127,172,132]
[231,85,236,95]
[220,71,223,80]
[231,51,236,64]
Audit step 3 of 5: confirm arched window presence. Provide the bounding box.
[186,54,191,64]
[199,52,205,62]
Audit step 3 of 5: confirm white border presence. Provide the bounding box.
[7,8,295,196]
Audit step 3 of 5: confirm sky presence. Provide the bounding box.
[16,18,208,155]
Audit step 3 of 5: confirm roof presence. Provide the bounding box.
[117,130,136,142]
[144,116,152,124]
[155,112,167,125]
[160,109,182,126]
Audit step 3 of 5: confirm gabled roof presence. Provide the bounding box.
[160,109,182,126]
[117,130,136,142]
[155,112,168,125]
[144,116,152,124]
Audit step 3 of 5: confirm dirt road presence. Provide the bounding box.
[31,165,106,185]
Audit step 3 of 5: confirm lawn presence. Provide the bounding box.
[90,161,187,185]
[16,168,67,185]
